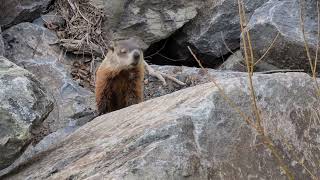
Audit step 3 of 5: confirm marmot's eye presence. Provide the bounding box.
[120,48,127,54]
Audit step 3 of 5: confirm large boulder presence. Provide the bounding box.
[0,0,53,29]
[1,72,319,179]
[0,56,53,170]
[93,0,204,46]
[3,22,95,139]
[244,0,319,70]
[171,0,268,66]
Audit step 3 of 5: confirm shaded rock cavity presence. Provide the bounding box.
[144,31,232,68]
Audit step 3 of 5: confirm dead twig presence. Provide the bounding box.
[255,69,305,74]
[254,32,280,66]
[67,0,76,12]
[144,61,186,86]
[57,39,103,56]
[299,0,320,97]
[160,72,186,86]
[55,0,106,56]
[238,0,295,178]
[74,3,93,25]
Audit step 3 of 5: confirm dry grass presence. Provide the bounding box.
[237,0,319,178]
[53,0,108,90]
[299,0,320,96]
[55,0,107,57]
[188,0,319,179]
[239,1,296,179]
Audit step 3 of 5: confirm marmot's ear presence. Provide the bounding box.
[108,42,115,52]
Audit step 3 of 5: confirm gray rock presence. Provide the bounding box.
[3,23,95,138]
[218,50,247,72]
[0,126,78,176]
[218,50,280,72]
[1,72,319,179]
[255,61,281,72]
[0,0,53,29]
[172,0,268,66]
[33,10,66,30]
[0,29,4,56]
[244,0,319,70]
[96,0,204,46]
[0,56,53,170]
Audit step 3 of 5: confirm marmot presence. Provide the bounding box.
[95,38,145,116]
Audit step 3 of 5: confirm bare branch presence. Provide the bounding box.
[144,61,186,86]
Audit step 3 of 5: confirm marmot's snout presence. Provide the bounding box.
[133,51,140,60]
[132,50,141,65]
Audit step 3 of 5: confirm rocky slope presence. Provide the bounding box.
[1,72,319,179]
[0,56,53,170]
[3,22,96,137]
[1,0,320,178]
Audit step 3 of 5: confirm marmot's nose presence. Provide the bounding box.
[133,51,140,60]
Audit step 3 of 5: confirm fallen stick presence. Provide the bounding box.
[144,61,186,86]
[255,69,305,74]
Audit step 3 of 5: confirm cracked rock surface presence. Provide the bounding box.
[0,56,53,170]
[3,22,96,137]
[0,0,52,29]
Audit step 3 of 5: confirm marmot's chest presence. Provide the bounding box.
[108,72,136,110]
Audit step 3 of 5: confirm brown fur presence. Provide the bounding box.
[95,39,145,115]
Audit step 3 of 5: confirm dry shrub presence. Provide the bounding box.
[54,0,107,57]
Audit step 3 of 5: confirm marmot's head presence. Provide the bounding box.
[107,38,144,69]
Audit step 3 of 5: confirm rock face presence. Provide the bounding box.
[218,50,247,72]
[0,0,53,29]
[1,72,319,179]
[95,0,204,46]
[3,22,95,137]
[0,29,4,56]
[171,0,268,66]
[245,0,319,70]
[218,50,280,72]
[0,56,53,170]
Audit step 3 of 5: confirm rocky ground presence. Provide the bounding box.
[0,0,319,179]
